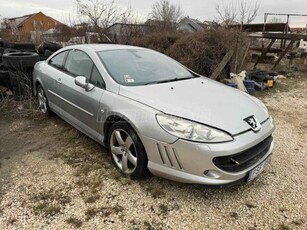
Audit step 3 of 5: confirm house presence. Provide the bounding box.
[108,23,150,36]
[177,17,206,32]
[7,11,63,42]
[107,23,152,43]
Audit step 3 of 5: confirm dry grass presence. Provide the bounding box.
[33,203,61,216]
[31,188,72,216]
[244,201,257,209]
[66,217,83,228]
[158,204,169,215]
[7,217,17,225]
[146,184,166,199]
[277,223,292,230]
[85,205,124,221]
[292,219,305,226]
[256,72,307,99]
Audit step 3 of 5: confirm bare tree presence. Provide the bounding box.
[238,0,259,24]
[150,0,184,25]
[75,0,119,30]
[0,18,20,41]
[216,1,237,26]
[111,7,144,44]
[216,0,260,26]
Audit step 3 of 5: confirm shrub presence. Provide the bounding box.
[131,31,185,53]
[167,28,249,77]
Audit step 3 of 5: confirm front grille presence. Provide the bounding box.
[213,135,273,173]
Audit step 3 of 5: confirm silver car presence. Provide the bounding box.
[33,44,275,187]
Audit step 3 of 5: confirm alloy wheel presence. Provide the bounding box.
[37,87,47,114]
[110,128,138,175]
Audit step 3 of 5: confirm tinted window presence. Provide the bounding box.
[64,50,93,79]
[49,51,68,69]
[90,65,105,89]
[98,49,195,86]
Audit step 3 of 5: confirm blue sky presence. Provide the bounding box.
[0,0,306,27]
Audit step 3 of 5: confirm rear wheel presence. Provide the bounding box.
[37,85,51,116]
[108,122,148,179]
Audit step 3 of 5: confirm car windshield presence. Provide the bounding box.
[97,49,196,86]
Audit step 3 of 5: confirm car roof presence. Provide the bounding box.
[64,44,146,52]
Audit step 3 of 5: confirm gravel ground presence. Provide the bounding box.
[0,75,306,230]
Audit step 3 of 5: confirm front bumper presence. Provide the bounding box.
[140,118,275,185]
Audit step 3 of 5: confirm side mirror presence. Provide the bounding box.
[75,76,95,91]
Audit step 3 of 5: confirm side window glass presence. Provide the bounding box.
[64,50,93,80]
[49,51,68,69]
[90,65,105,89]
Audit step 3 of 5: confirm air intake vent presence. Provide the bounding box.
[157,143,184,170]
[213,135,273,172]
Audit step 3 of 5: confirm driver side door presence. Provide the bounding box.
[56,49,106,140]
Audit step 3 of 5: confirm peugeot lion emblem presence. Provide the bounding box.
[244,116,261,132]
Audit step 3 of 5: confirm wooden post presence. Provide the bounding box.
[254,38,276,69]
[272,40,295,69]
[210,50,234,80]
[238,41,251,73]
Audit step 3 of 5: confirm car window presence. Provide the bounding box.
[98,49,195,86]
[49,51,68,69]
[64,50,93,79]
[90,65,105,89]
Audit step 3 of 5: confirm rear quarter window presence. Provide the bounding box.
[49,51,68,69]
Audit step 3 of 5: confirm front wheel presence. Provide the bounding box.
[37,85,51,116]
[108,122,148,179]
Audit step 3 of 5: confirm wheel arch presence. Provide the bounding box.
[34,80,43,96]
[103,113,141,146]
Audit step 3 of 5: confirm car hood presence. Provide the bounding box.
[119,77,269,135]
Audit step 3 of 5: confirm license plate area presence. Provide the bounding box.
[247,155,272,182]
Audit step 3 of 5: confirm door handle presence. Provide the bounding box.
[56,78,62,84]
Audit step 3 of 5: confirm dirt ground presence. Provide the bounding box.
[0,74,306,229]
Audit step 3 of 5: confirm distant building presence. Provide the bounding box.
[7,11,64,42]
[177,17,206,32]
[108,23,150,36]
[107,23,152,43]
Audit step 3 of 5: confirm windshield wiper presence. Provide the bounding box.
[144,76,196,85]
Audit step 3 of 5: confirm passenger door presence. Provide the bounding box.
[57,49,106,139]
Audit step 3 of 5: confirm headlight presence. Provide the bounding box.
[156,114,233,143]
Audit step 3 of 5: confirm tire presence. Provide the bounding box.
[39,54,47,61]
[0,40,12,48]
[9,70,32,88]
[2,52,40,70]
[37,85,51,116]
[20,49,37,53]
[43,42,62,52]
[12,85,27,100]
[37,45,45,54]
[44,49,54,58]
[0,47,5,54]
[108,122,148,179]
[11,42,35,51]
[3,48,19,54]
[0,69,12,90]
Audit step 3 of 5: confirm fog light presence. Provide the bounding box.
[203,170,221,179]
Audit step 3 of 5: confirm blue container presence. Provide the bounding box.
[228,83,238,88]
[243,80,255,95]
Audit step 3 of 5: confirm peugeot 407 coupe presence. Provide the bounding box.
[33,44,275,187]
